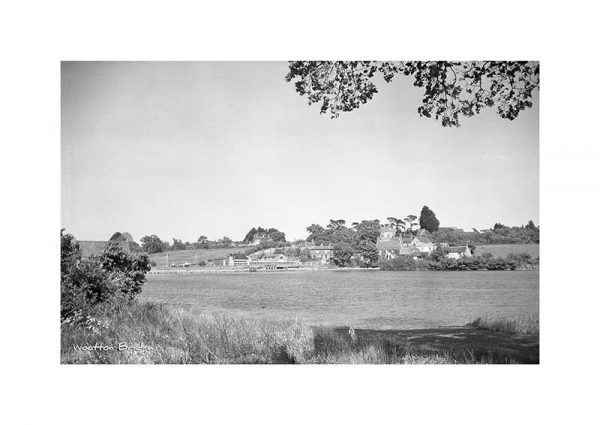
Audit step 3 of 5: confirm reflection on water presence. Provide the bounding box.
[141,270,539,330]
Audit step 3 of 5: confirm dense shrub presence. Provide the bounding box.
[99,241,150,300]
[60,230,151,320]
[430,223,539,246]
[379,256,432,271]
[379,252,537,271]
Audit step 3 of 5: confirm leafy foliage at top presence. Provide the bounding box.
[140,234,167,254]
[285,61,539,127]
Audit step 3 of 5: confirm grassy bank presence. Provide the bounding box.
[467,315,539,335]
[148,247,248,266]
[61,302,539,364]
[476,244,539,259]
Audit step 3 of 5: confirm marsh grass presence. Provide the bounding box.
[468,315,539,335]
[61,302,314,364]
[61,302,537,364]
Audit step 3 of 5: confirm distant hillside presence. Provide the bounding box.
[148,247,248,266]
[476,244,539,259]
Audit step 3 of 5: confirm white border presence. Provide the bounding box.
[2,1,599,424]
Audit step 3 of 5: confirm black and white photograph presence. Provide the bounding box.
[4,1,600,424]
[61,61,539,364]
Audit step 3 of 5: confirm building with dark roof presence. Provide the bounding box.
[228,254,250,266]
[376,238,401,260]
[308,245,334,264]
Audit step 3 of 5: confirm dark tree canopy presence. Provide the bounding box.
[140,234,165,254]
[525,220,537,230]
[306,224,325,243]
[332,242,353,267]
[171,238,186,251]
[110,231,141,252]
[286,61,539,127]
[243,227,286,243]
[355,220,381,245]
[109,232,123,241]
[419,206,440,232]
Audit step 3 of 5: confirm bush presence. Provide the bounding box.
[379,250,538,272]
[380,256,424,271]
[61,257,114,319]
[99,241,151,301]
[60,231,151,320]
[430,223,539,246]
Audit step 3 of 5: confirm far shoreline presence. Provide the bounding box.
[147,267,539,275]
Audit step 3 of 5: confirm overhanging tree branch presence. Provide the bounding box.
[285,61,539,127]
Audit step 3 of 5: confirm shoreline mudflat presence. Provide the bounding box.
[322,326,539,364]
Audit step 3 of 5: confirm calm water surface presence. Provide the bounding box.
[141,271,539,330]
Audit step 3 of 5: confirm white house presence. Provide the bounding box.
[376,226,402,259]
[255,253,288,263]
[410,233,435,253]
[376,238,401,260]
[445,246,472,260]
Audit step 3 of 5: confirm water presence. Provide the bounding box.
[140,270,539,330]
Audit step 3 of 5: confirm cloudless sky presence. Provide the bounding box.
[61,62,539,242]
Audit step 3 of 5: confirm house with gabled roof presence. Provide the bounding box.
[446,246,472,260]
[308,244,334,264]
[208,257,228,266]
[376,238,401,260]
[379,226,397,239]
[228,253,250,267]
[408,231,435,254]
[399,246,425,260]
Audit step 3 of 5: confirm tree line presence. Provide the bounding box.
[134,226,287,254]
[303,206,440,267]
[137,234,237,254]
[430,221,539,245]
[116,203,538,257]
[380,252,538,272]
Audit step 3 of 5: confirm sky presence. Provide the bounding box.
[61,62,539,243]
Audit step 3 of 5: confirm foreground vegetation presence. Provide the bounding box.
[62,302,538,364]
[468,316,539,336]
